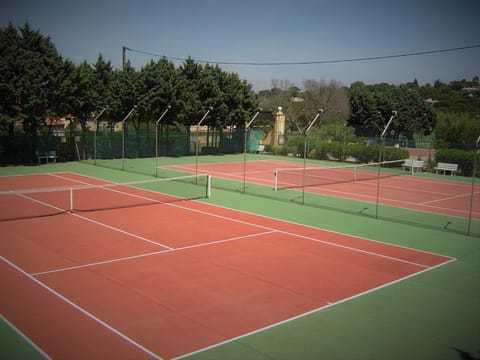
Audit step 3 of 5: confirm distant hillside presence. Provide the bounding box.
[408,77,480,115]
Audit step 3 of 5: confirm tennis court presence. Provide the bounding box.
[166,159,480,220]
[0,171,455,359]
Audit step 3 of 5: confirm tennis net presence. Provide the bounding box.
[274,160,406,191]
[0,174,211,222]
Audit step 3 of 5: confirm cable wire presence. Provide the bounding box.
[124,45,480,66]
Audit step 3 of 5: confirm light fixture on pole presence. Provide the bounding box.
[243,108,262,193]
[121,105,137,171]
[375,110,397,219]
[93,105,108,165]
[155,105,171,177]
[380,110,397,140]
[195,106,213,179]
[301,109,324,205]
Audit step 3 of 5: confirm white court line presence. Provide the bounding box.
[3,171,457,360]
[166,165,269,183]
[170,163,477,211]
[418,191,480,205]
[160,199,455,264]
[162,190,456,261]
[1,314,53,360]
[57,171,455,263]
[49,172,100,186]
[31,249,170,276]
[32,230,276,276]
[277,229,431,268]
[73,213,174,249]
[16,171,455,270]
[173,256,456,360]
[1,256,164,360]
[195,159,477,190]
[279,173,463,198]
[301,186,479,217]
[167,164,275,176]
[14,191,174,250]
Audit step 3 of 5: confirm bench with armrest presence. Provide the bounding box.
[434,162,458,175]
[401,158,424,173]
[36,150,57,164]
[256,145,265,154]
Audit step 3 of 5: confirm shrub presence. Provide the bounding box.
[383,147,410,163]
[309,141,408,164]
[345,143,378,163]
[271,145,288,156]
[435,148,476,176]
[287,136,305,156]
[201,146,218,155]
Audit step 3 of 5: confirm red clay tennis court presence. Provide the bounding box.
[1,172,454,359]
[167,159,480,220]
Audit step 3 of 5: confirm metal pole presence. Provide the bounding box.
[93,106,108,165]
[121,105,137,171]
[155,105,171,177]
[195,107,213,179]
[302,134,308,205]
[376,111,396,219]
[380,111,397,139]
[243,123,248,193]
[375,138,385,219]
[301,109,323,205]
[243,109,261,193]
[122,46,129,69]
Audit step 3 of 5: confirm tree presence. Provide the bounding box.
[0,22,66,161]
[137,57,177,123]
[175,58,204,128]
[301,79,350,131]
[56,60,96,159]
[349,82,435,140]
[91,54,114,110]
[112,61,138,119]
[435,111,480,150]
[258,80,299,115]
[349,81,380,137]
[0,23,21,137]
[0,23,261,161]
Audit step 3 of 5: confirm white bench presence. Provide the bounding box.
[36,150,57,164]
[435,162,458,176]
[401,159,424,173]
[256,145,265,154]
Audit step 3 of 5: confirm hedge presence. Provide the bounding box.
[310,141,409,164]
[435,148,478,176]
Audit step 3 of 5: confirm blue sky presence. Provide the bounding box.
[1,0,479,91]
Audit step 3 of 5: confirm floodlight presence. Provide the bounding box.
[246,108,262,129]
[156,104,171,126]
[122,105,137,123]
[304,108,324,134]
[380,110,397,139]
[197,107,213,126]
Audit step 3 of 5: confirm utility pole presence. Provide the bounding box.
[122,46,128,68]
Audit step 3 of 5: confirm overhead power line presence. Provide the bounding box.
[124,45,480,66]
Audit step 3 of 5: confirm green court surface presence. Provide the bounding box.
[1,155,479,360]
[0,316,46,360]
